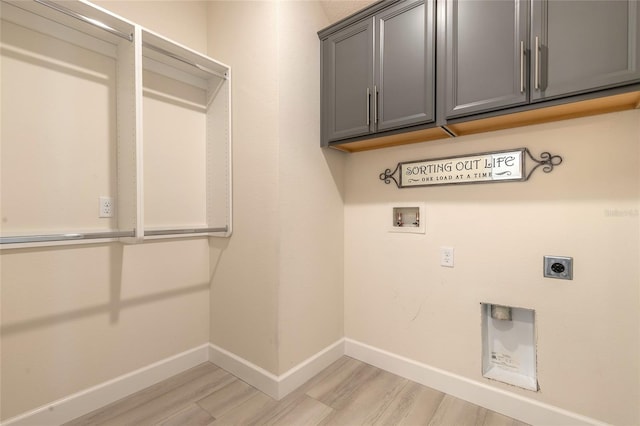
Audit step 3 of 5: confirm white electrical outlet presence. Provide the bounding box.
[440,246,454,267]
[99,196,114,218]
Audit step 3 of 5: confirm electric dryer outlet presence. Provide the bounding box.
[543,256,573,280]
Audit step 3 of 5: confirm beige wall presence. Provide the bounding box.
[93,0,209,53]
[0,241,210,419]
[206,1,345,375]
[1,1,344,419]
[205,0,281,373]
[276,1,344,373]
[344,110,640,425]
[3,0,638,423]
[0,1,212,420]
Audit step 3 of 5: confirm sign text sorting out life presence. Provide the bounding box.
[379,148,562,188]
[403,150,522,186]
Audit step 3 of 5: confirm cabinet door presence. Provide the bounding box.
[375,0,434,131]
[531,0,640,101]
[444,0,528,118]
[322,19,374,143]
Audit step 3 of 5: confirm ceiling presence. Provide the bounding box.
[319,0,378,25]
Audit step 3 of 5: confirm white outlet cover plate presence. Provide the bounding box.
[440,246,454,267]
[99,196,114,218]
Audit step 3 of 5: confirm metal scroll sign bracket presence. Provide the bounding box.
[379,148,563,188]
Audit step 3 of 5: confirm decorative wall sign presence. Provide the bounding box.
[379,148,562,188]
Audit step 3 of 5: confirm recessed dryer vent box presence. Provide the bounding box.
[481,303,538,391]
[389,203,426,234]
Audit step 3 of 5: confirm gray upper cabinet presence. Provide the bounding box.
[320,0,435,146]
[531,0,640,102]
[376,0,434,131]
[444,0,640,119]
[444,0,528,118]
[320,0,640,150]
[322,19,374,142]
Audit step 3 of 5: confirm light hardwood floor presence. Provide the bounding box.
[65,356,530,426]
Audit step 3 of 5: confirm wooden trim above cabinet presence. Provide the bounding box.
[329,90,640,153]
[330,126,452,152]
[444,90,640,137]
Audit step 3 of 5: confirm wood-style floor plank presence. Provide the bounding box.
[370,381,445,425]
[428,394,488,426]
[208,392,274,425]
[65,363,220,426]
[482,410,531,426]
[257,394,333,426]
[306,359,382,410]
[287,357,352,398]
[103,368,234,426]
[65,356,530,426]
[317,369,408,425]
[197,379,259,419]
[155,403,215,426]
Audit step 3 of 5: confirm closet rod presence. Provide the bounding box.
[144,226,228,236]
[1,227,228,244]
[33,0,133,42]
[143,43,228,79]
[0,230,135,244]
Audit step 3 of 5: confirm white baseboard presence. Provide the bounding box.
[344,338,607,426]
[2,338,606,426]
[275,339,344,399]
[207,342,280,398]
[1,344,210,426]
[207,339,344,400]
[1,340,344,426]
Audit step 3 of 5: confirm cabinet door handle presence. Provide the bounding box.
[366,88,371,126]
[520,41,525,93]
[374,85,378,124]
[534,36,540,91]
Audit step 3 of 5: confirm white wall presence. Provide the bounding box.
[344,110,640,425]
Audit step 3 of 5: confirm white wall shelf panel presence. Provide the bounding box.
[140,28,231,240]
[0,0,134,56]
[0,0,232,248]
[0,0,141,247]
